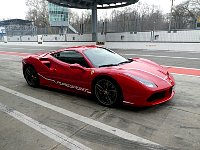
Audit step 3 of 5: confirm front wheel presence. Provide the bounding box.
[23,66,39,87]
[94,78,121,107]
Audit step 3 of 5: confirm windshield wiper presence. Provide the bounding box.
[99,64,118,68]
[99,60,133,68]
[118,59,133,65]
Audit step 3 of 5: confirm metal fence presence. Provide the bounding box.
[2,20,197,36]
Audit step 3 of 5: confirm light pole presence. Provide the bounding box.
[92,1,97,42]
[168,0,174,32]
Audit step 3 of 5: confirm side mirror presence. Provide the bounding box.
[128,58,133,61]
[70,63,85,71]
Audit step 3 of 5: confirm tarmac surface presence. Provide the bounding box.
[0,44,200,150]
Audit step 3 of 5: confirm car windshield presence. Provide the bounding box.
[83,48,129,68]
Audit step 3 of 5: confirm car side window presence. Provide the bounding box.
[52,50,89,68]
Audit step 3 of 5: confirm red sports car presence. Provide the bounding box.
[22,45,175,107]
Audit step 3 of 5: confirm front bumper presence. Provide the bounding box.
[123,86,175,107]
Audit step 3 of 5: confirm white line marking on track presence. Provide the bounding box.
[172,73,200,78]
[29,49,44,51]
[123,54,200,60]
[141,49,200,53]
[163,65,200,71]
[0,85,160,146]
[10,48,25,50]
[0,47,38,50]
[0,102,91,150]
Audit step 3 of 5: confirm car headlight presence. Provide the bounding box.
[124,73,157,88]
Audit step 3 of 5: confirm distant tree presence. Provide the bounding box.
[104,2,168,32]
[171,0,200,29]
[68,9,80,25]
[25,0,49,27]
[25,0,200,33]
[189,0,200,16]
[69,10,92,33]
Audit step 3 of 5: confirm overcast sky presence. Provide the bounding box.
[0,0,185,20]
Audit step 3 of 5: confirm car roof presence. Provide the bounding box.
[56,45,100,53]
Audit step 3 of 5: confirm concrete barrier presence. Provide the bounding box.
[43,34,65,42]
[7,36,21,42]
[0,41,96,47]
[105,42,200,51]
[3,30,200,43]
[1,41,200,52]
[106,32,151,42]
[21,35,37,42]
[1,30,200,51]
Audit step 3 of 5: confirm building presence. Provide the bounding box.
[48,2,77,33]
[0,19,36,36]
[48,2,68,27]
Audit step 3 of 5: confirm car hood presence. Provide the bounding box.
[111,58,172,86]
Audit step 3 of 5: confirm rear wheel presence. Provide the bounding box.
[94,78,121,107]
[23,66,39,87]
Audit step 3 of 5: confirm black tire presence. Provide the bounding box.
[23,66,39,87]
[94,78,121,107]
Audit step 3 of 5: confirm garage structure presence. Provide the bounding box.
[47,0,139,41]
[0,19,36,36]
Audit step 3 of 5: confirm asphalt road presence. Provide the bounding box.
[0,45,200,150]
[0,45,200,69]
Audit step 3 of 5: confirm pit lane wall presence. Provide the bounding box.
[2,34,93,42]
[1,30,200,51]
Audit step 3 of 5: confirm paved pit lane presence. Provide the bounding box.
[0,45,200,150]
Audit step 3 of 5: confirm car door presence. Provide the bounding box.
[49,50,92,94]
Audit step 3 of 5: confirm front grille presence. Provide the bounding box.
[147,88,172,102]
